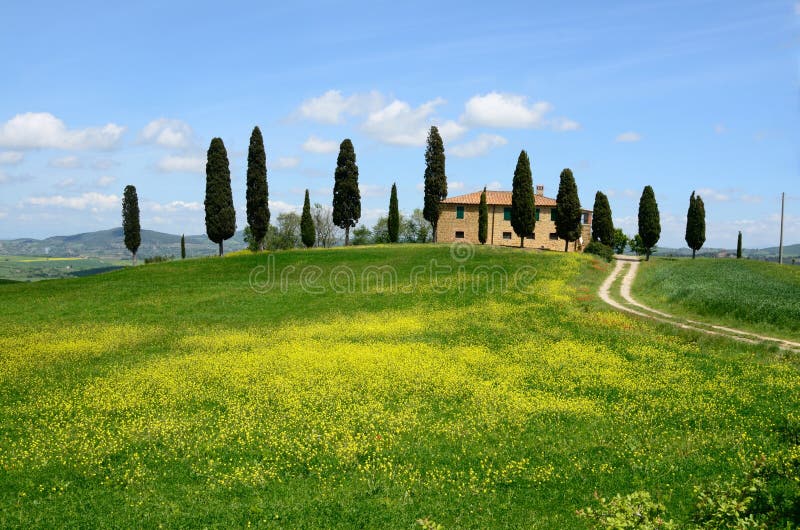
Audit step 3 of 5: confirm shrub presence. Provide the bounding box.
[692,448,800,528]
[144,255,173,264]
[578,490,676,529]
[585,241,614,262]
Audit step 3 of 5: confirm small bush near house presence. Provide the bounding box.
[585,241,614,262]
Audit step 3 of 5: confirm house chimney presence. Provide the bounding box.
[535,185,544,196]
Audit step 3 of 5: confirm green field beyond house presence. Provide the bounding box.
[0,255,127,282]
[0,246,797,528]
[634,258,800,341]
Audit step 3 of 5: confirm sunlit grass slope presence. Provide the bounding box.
[0,245,797,528]
[634,257,800,339]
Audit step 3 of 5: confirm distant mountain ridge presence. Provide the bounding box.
[0,228,247,259]
[656,243,800,260]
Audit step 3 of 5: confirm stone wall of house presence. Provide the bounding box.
[436,204,591,252]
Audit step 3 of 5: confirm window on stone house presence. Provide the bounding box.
[455,231,465,239]
[456,206,464,219]
[503,207,511,221]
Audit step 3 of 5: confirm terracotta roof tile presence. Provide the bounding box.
[441,190,558,207]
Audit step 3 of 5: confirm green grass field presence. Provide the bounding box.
[0,255,126,282]
[634,257,800,340]
[0,246,797,528]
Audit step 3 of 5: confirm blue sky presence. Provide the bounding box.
[0,0,797,248]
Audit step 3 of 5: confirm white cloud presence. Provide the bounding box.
[615,131,642,143]
[795,1,800,15]
[0,112,125,150]
[270,200,301,214]
[156,155,205,173]
[451,134,508,158]
[714,123,727,134]
[55,178,77,189]
[144,200,203,213]
[0,151,23,165]
[696,187,731,202]
[96,175,117,187]
[551,117,582,131]
[415,180,467,193]
[273,156,301,169]
[449,181,465,191]
[0,210,7,219]
[297,90,385,124]
[23,192,119,211]
[302,135,339,154]
[140,118,194,149]
[461,92,578,131]
[487,180,504,191]
[49,155,81,169]
[362,98,465,146]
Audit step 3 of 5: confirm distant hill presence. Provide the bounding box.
[654,243,800,261]
[0,228,247,259]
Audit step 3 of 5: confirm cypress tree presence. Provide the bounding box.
[423,126,447,243]
[637,185,661,261]
[332,139,361,245]
[301,189,315,248]
[204,137,236,256]
[122,185,141,265]
[180,234,186,259]
[511,150,535,247]
[737,231,743,259]
[478,186,488,245]
[591,191,614,247]
[685,191,706,259]
[555,168,582,251]
[246,126,269,251]
[388,183,400,243]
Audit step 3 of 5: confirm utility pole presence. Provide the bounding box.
[778,191,785,265]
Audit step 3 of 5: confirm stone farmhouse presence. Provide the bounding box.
[436,185,593,251]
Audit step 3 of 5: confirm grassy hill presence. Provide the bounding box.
[634,258,800,340]
[0,227,248,259]
[0,246,797,528]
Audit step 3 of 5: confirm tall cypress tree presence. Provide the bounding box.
[423,126,447,243]
[332,138,361,245]
[555,168,582,251]
[737,231,742,259]
[478,186,488,245]
[511,150,535,247]
[685,191,706,259]
[122,185,140,265]
[246,126,269,251]
[388,183,400,243]
[301,189,315,248]
[637,185,661,261]
[180,234,186,259]
[591,191,614,247]
[204,137,236,256]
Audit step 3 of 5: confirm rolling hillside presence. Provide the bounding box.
[0,246,797,528]
[0,227,248,259]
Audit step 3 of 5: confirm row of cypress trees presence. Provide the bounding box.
[121,123,707,261]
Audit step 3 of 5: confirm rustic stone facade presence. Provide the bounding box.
[436,190,592,252]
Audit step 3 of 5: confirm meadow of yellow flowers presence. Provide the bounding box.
[0,245,796,528]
